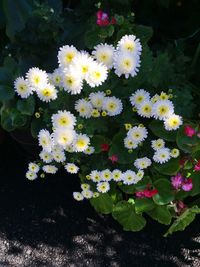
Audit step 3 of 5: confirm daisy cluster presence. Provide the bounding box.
[14,67,57,102]
[26,109,91,180]
[73,168,144,201]
[151,138,180,164]
[75,92,123,118]
[130,89,183,131]
[124,125,148,150]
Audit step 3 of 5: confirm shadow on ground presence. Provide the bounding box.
[0,134,199,267]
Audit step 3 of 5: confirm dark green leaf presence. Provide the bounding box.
[153,178,174,205]
[17,96,35,116]
[154,158,180,176]
[90,193,113,214]
[149,120,177,141]
[147,205,172,225]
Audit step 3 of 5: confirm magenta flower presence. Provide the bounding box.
[194,160,200,171]
[109,154,118,164]
[96,10,116,27]
[184,125,196,137]
[171,173,183,190]
[182,178,193,191]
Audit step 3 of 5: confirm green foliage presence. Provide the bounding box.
[164,206,200,236]
[149,120,177,142]
[112,201,146,231]
[154,158,180,176]
[90,193,114,214]
[147,205,172,225]
[17,96,35,116]
[153,178,174,205]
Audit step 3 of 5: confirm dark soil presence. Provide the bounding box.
[0,134,200,267]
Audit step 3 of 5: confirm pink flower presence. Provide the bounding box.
[194,160,200,171]
[184,125,196,137]
[96,10,116,27]
[109,154,118,164]
[101,143,109,152]
[182,178,193,191]
[171,173,183,190]
[176,200,187,214]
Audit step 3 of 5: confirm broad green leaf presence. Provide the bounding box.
[90,193,113,214]
[0,85,15,101]
[118,184,136,194]
[154,158,180,176]
[1,109,15,131]
[3,0,33,39]
[164,205,200,236]
[153,178,174,205]
[147,205,172,225]
[17,96,35,116]
[135,198,155,213]
[189,173,200,196]
[112,201,146,231]
[11,110,27,127]
[149,120,177,141]
[134,25,153,43]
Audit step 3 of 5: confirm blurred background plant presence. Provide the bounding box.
[0,0,199,133]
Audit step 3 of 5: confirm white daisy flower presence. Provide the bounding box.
[130,89,150,107]
[152,99,174,120]
[28,163,40,173]
[85,62,108,88]
[124,136,138,150]
[81,183,90,190]
[170,148,180,158]
[90,170,101,183]
[163,114,183,131]
[26,67,48,88]
[65,163,79,174]
[113,51,140,78]
[73,192,84,201]
[83,146,95,155]
[123,170,137,185]
[137,100,153,118]
[38,129,52,153]
[127,126,148,143]
[57,45,78,68]
[72,51,95,79]
[26,171,37,181]
[52,150,66,163]
[136,170,144,180]
[151,139,165,151]
[14,77,33,98]
[75,99,92,118]
[97,181,110,193]
[103,96,123,116]
[93,192,100,198]
[73,134,90,152]
[39,150,53,163]
[117,35,142,56]
[42,165,58,174]
[153,148,171,164]
[112,169,123,182]
[53,128,76,148]
[52,110,76,129]
[36,83,57,102]
[62,67,83,95]
[92,43,115,69]
[89,91,105,110]
[101,169,112,181]
[51,68,63,87]
[81,189,93,199]
[134,157,152,170]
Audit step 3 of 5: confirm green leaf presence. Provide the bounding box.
[147,205,172,225]
[3,0,33,39]
[118,184,136,194]
[11,110,27,127]
[189,173,200,196]
[1,108,15,131]
[17,96,35,116]
[149,120,177,141]
[154,158,180,176]
[0,85,15,101]
[134,25,153,43]
[135,198,155,213]
[164,205,200,236]
[153,178,174,205]
[112,201,146,231]
[90,193,113,214]
[90,135,110,153]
